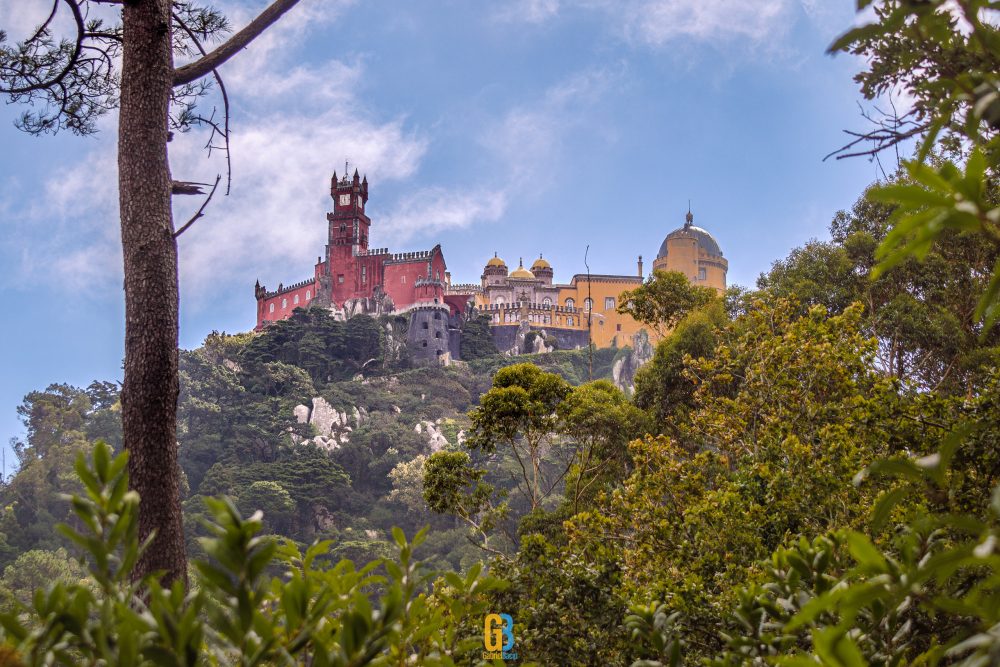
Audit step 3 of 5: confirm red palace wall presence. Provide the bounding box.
[257,281,318,327]
[384,251,446,308]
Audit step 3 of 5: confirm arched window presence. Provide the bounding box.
[306,290,311,300]
[583,298,593,311]
[567,316,574,326]
[282,298,287,309]
[542,297,552,307]
[269,303,275,313]
[435,331,441,339]
[604,296,615,310]
[565,297,575,309]
[494,296,505,306]
[293,294,300,305]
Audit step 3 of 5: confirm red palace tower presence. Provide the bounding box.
[254,169,455,329]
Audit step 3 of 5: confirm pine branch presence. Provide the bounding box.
[172,0,301,86]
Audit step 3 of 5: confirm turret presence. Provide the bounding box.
[530,254,553,285]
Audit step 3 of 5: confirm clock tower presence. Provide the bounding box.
[324,168,370,304]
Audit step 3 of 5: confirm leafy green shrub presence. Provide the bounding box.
[0,442,507,666]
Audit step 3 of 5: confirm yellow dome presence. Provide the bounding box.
[486,253,506,268]
[510,258,535,279]
[531,255,551,270]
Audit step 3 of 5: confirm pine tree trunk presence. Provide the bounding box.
[119,0,187,585]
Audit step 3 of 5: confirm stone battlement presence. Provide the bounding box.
[482,302,580,314]
[261,277,315,299]
[385,249,434,264]
[447,283,482,293]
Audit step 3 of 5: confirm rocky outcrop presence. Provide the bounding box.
[326,291,396,321]
[382,318,407,369]
[291,397,370,451]
[293,404,310,424]
[414,420,450,452]
[612,329,655,393]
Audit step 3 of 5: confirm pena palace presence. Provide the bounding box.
[254,169,727,355]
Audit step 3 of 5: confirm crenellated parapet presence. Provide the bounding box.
[256,276,316,300]
[447,283,482,294]
[385,249,435,264]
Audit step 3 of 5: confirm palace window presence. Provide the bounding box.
[422,321,429,330]
[434,312,441,320]
[565,298,575,309]
[294,294,299,305]
[401,275,406,284]
[306,290,311,300]
[605,296,615,310]
[435,331,441,339]
[567,316,574,326]
[269,303,275,313]
[495,296,505,306]
[584,298,593,311]
[542,297,552,307]
[698,267,707,281]
[616,323,622,332]
[282,298,287,309]
[362,266,367,284]
[337,274,344,284]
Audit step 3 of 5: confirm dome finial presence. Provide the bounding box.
[685,201,694,227]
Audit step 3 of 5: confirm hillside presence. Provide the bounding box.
[1,308,627,574]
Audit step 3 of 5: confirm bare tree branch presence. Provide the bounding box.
[174,174,221,238]
[173,0,301,86]
[172,10,232,194]
[825,103,931,162]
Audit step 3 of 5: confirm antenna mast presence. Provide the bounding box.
[585,245,593,382]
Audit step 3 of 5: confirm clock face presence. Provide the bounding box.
[339,194,351,206]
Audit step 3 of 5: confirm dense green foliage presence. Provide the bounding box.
[5,5,1000,655]
[0,443,507,666]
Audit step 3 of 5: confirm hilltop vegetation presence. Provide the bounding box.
[0,308,627,580]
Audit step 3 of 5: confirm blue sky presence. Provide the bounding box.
[0,0,884,471]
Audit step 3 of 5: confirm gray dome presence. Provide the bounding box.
[657,220,722,260]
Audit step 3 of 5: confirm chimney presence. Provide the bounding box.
[637,255,643,278]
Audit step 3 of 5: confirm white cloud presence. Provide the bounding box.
[619,0,792,45]
[2,0,430,310]
[481,66,621,191]
[493,0,561,24]
[379,188,508,242]
[170,108,428,303]
[496,0,851,49]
